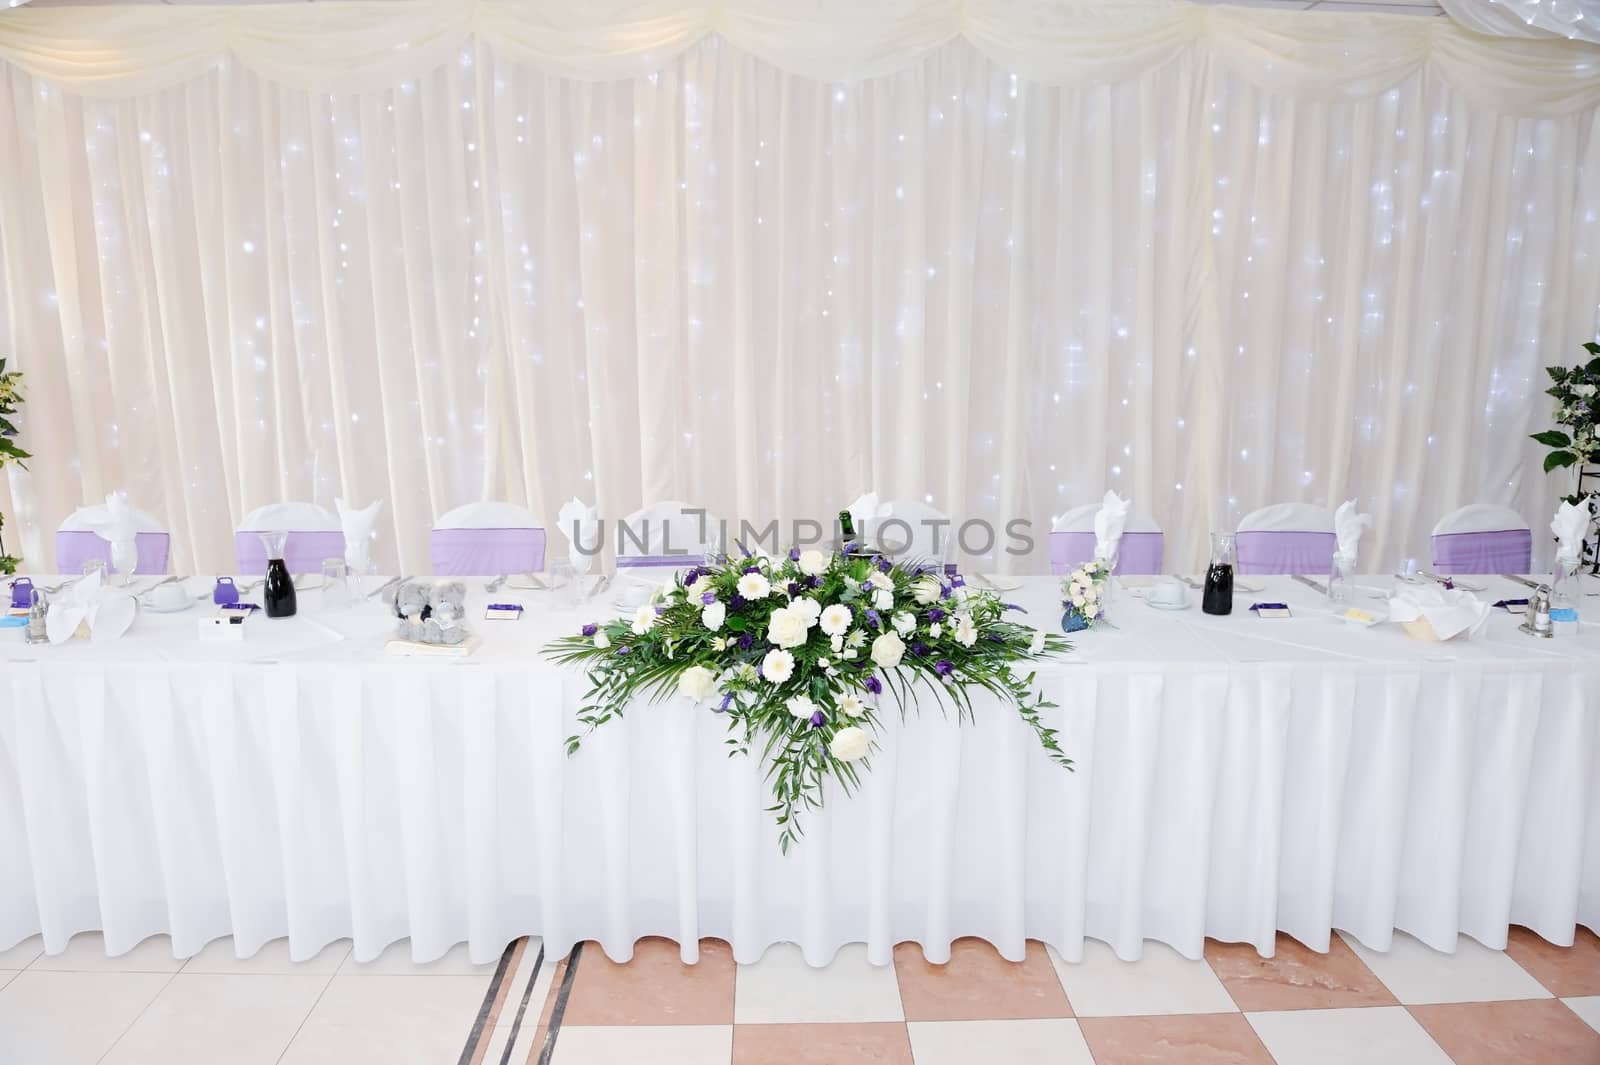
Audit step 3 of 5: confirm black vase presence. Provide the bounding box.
[263,557,297,618]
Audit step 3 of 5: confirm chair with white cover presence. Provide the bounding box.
[55,504,170,575]
[616,501,720,569]
[860,500,954,564]
[234,502,344,576]
[1235,503,1336,576]
[1049,504,1164,575]
[431,502,546,576]
[1430,504,1531,575]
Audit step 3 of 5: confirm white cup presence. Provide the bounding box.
[147,582,190,612]
[1148,580,1188,608]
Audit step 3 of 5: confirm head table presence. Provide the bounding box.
[0,572,1595,969]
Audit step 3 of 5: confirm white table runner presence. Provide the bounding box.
[1,574,1595,967]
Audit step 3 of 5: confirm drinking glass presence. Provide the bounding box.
[549,560,578,610]
[109,540,137,585]
[81,558,107,583]
[1328,553,1355,604]
[1551,555,1581,630]
[321,558,351,610]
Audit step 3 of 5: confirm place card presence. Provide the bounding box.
[1250,602,1291,618]
[485,602,523,621]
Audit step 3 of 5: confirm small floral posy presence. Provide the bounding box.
[545,549,1071,852]
[1059,558,1110,632]
[1532,341,1600,479]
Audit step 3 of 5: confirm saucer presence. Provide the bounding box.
[142,595,193,614]
[1147,597,1189,611]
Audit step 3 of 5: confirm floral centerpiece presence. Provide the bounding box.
[1530,342,1600,480]
[0,358,28,575]
[1059,559,1109,632]
[545,548,1071,851]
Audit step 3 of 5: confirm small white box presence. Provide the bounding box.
[198,615,246,642]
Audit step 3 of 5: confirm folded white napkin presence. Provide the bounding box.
[1552,500,1591,565]
[336,497,383,575]
[86,489,139,568]
[846,491,890,533]
[1334,499,1372,564]
[1388,585,1490,641]
[1092,490,1130,563]
[46,569,137,644]
[557,497,600,575]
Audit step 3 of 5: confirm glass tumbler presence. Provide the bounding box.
[321,558,351,610]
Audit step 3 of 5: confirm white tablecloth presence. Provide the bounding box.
[1,573,1596,967]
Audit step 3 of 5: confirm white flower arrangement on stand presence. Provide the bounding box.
[1059,559,1110,632]
[547,548,1071,852]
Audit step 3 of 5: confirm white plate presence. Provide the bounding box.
[1147,598,1190,611]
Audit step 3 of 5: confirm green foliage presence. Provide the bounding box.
[0,358,26,574]
[545,550,1071,852]
[1532,342,1600,480]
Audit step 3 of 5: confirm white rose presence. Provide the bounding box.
[867,570,894,591]
[766,605,810,649]
[929,622,942,638]
[798,549,830,577]
[892,611,916,636]
[787,694,817,719]
[737,572,771,600]
[872,588,894,611]
[701,600,726,631]
[838,692,865,717]
[677,665,717,702]
[829,634,844,652]
[593,630,611,649]
[1029,629,1046,655]
[761,648,795,684]
[793,596,822,627]
[953,614,977,647]
[820,604,853,637]
[829,725,870,761]
[631,605,657,636]
[870,631,905,669]
[912,575,943,605]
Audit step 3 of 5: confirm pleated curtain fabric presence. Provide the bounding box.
[0,3,1597,574]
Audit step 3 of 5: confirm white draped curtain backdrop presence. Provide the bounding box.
[0,1,1598,574]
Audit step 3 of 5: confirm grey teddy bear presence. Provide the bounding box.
[392,580,469,644]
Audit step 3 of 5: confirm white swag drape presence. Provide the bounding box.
[0,2,1598,574]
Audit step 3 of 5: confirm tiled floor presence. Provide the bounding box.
[1,926,1597,1064]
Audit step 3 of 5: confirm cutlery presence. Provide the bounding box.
[1420,570,1484,592]
[484,575,507,593]
[1178,576,1203,590]
[136,575,182,595]
[591,574,611,597]
[1502,574,1542,590]
[1291,574,1328,595]
[1236,580,1263,594]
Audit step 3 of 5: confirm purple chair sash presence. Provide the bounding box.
[1431,529,1532,576]
[430,528,547,576]
[1235,530,1337,576]
[234,530,346,576]
[54,531,171,575]
[1049,531,1164,576]
[616,553,706,569]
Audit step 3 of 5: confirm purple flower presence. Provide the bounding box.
[927,607,945,622]
[864,675,883,695]
[787,581,801,597]
[717,694,733,713]
[731,594,747,607]
[788,547,801,561]
[701,591,717,605]
[805,575,822,588]
[1003,602,1025,612]
[617,645,631,655]
[743,564,760,574]
[911,641,930,657]
[809,710,825,728]
[877,556,892,573]
[737,633,754,650]
[940,584,954,600]
[864,608,881,629]
[934,659,954,676]
[581,622,598,637]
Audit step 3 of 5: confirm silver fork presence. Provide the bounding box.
[484,575,507,593]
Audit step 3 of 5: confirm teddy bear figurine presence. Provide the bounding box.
[423,582,469,645]
[393,580,431,642]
